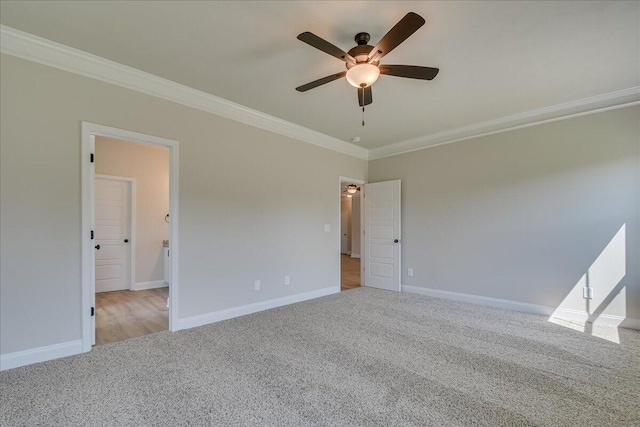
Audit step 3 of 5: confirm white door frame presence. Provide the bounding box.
[95,174,136,291]
[81,122,179,352]
[338,176,366,290]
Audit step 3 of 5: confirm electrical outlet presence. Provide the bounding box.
[254,280,261,291]
[583,287,593,299]
[407,268,414,277]
[284,276,290,285]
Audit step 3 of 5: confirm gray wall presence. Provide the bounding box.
[0,54,367,354]
[369,106,640,320]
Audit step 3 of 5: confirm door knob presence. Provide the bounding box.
[394,239,399,243]
[95,245,101,250]
[124,239,129,243]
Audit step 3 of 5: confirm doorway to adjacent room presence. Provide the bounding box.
[339,177,364,291]
[92,137,170,345]
[81,122,179,352]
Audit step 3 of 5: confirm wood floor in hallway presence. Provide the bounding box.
[95,287,169,346]
[341,254,361,291]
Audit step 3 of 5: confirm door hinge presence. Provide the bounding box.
[91,230,94,240]
[167,249,170,257]
[91,307,95,316]
[90,153,94,163]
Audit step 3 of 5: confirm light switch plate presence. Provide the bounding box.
[324,224,331,232]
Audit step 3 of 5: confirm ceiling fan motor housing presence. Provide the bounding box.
[347,44,379,68]
[342,31,374,68]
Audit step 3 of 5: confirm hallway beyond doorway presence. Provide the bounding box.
[341,254,360,291]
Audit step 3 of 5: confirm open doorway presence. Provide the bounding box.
[82,123,179,353]
[339,177,365,291]
[93,137,169,345]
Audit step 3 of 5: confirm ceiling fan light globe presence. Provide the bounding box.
[346,64,380,88]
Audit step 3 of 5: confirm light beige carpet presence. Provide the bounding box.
[1,287,639,426]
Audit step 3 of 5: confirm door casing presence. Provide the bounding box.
[81,122,179,352]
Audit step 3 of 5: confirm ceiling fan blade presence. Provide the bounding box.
[357,86,372,106]
[296,71,346,92]
[297,32,356,64]
[379,65,439,80]
[368,12,425,61]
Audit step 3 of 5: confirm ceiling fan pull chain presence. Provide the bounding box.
[361,84,366,126]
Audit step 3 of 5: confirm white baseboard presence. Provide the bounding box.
[1,340,83,371]
[402,284,553,315]
[351,253,361,259]
[175,286,339,331]
[541,307,638,329]
[401,285,640,330]
[133,280,168,291]
[610,315,640,329]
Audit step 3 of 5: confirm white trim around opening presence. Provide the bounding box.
[81,122,179,353]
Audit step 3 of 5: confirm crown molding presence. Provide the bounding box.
[0,25,368,160]
[2,25,638,162]
[369,87,640,160]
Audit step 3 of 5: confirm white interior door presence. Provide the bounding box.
[363,180,401,292]
[95,177,131,293]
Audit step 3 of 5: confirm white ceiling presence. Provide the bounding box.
[1,1,638,150]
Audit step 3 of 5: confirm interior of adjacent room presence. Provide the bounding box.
[94,136,170,345]
[340,182,362,291]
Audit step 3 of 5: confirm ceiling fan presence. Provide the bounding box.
[342,184,361,197]
[295,12,439,114]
